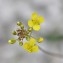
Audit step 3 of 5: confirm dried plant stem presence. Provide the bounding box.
[39,46,63,58]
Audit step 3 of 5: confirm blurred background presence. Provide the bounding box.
[0,0,63,63]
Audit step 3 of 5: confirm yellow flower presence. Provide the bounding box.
[23,37,39,53]
[37,37,44,43]
[28,12,44,31]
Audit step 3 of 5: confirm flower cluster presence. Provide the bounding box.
[28,12,44,31]
[8,12,44,53]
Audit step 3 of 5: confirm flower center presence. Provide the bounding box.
[16,29,28,41]
[32,19,39,25]
[27,45,33,52]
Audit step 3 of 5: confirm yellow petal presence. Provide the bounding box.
[33,25,40,31]
[32,45,39,52]
[38,16,44,23]
[27,49,32,53]
[29,37,36,42]
[23,42,28,49]
[23,42,32,53]
[29,37,36,45]
[32,12,37,20]
[23,42,39,53]
[28,20,33,27]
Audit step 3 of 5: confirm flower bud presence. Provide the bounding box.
[28,27,33,32]
[12,31,16,35]
[8,38,16,44]
[19,42,23,46]
[20,24,24,29]
[17,21,22,26]
[26,36,30,41]
[37,37,44,43]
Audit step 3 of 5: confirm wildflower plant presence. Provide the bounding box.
[8,12,44,53]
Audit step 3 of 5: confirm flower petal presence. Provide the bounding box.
[33,25,40,31]
[32,45,39,52]
[31,12,37,20]
[23,41,39,53]
[38,16,44,23]
[28,20,33,27]
[29,37,36,45]
[23,42,28,49]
